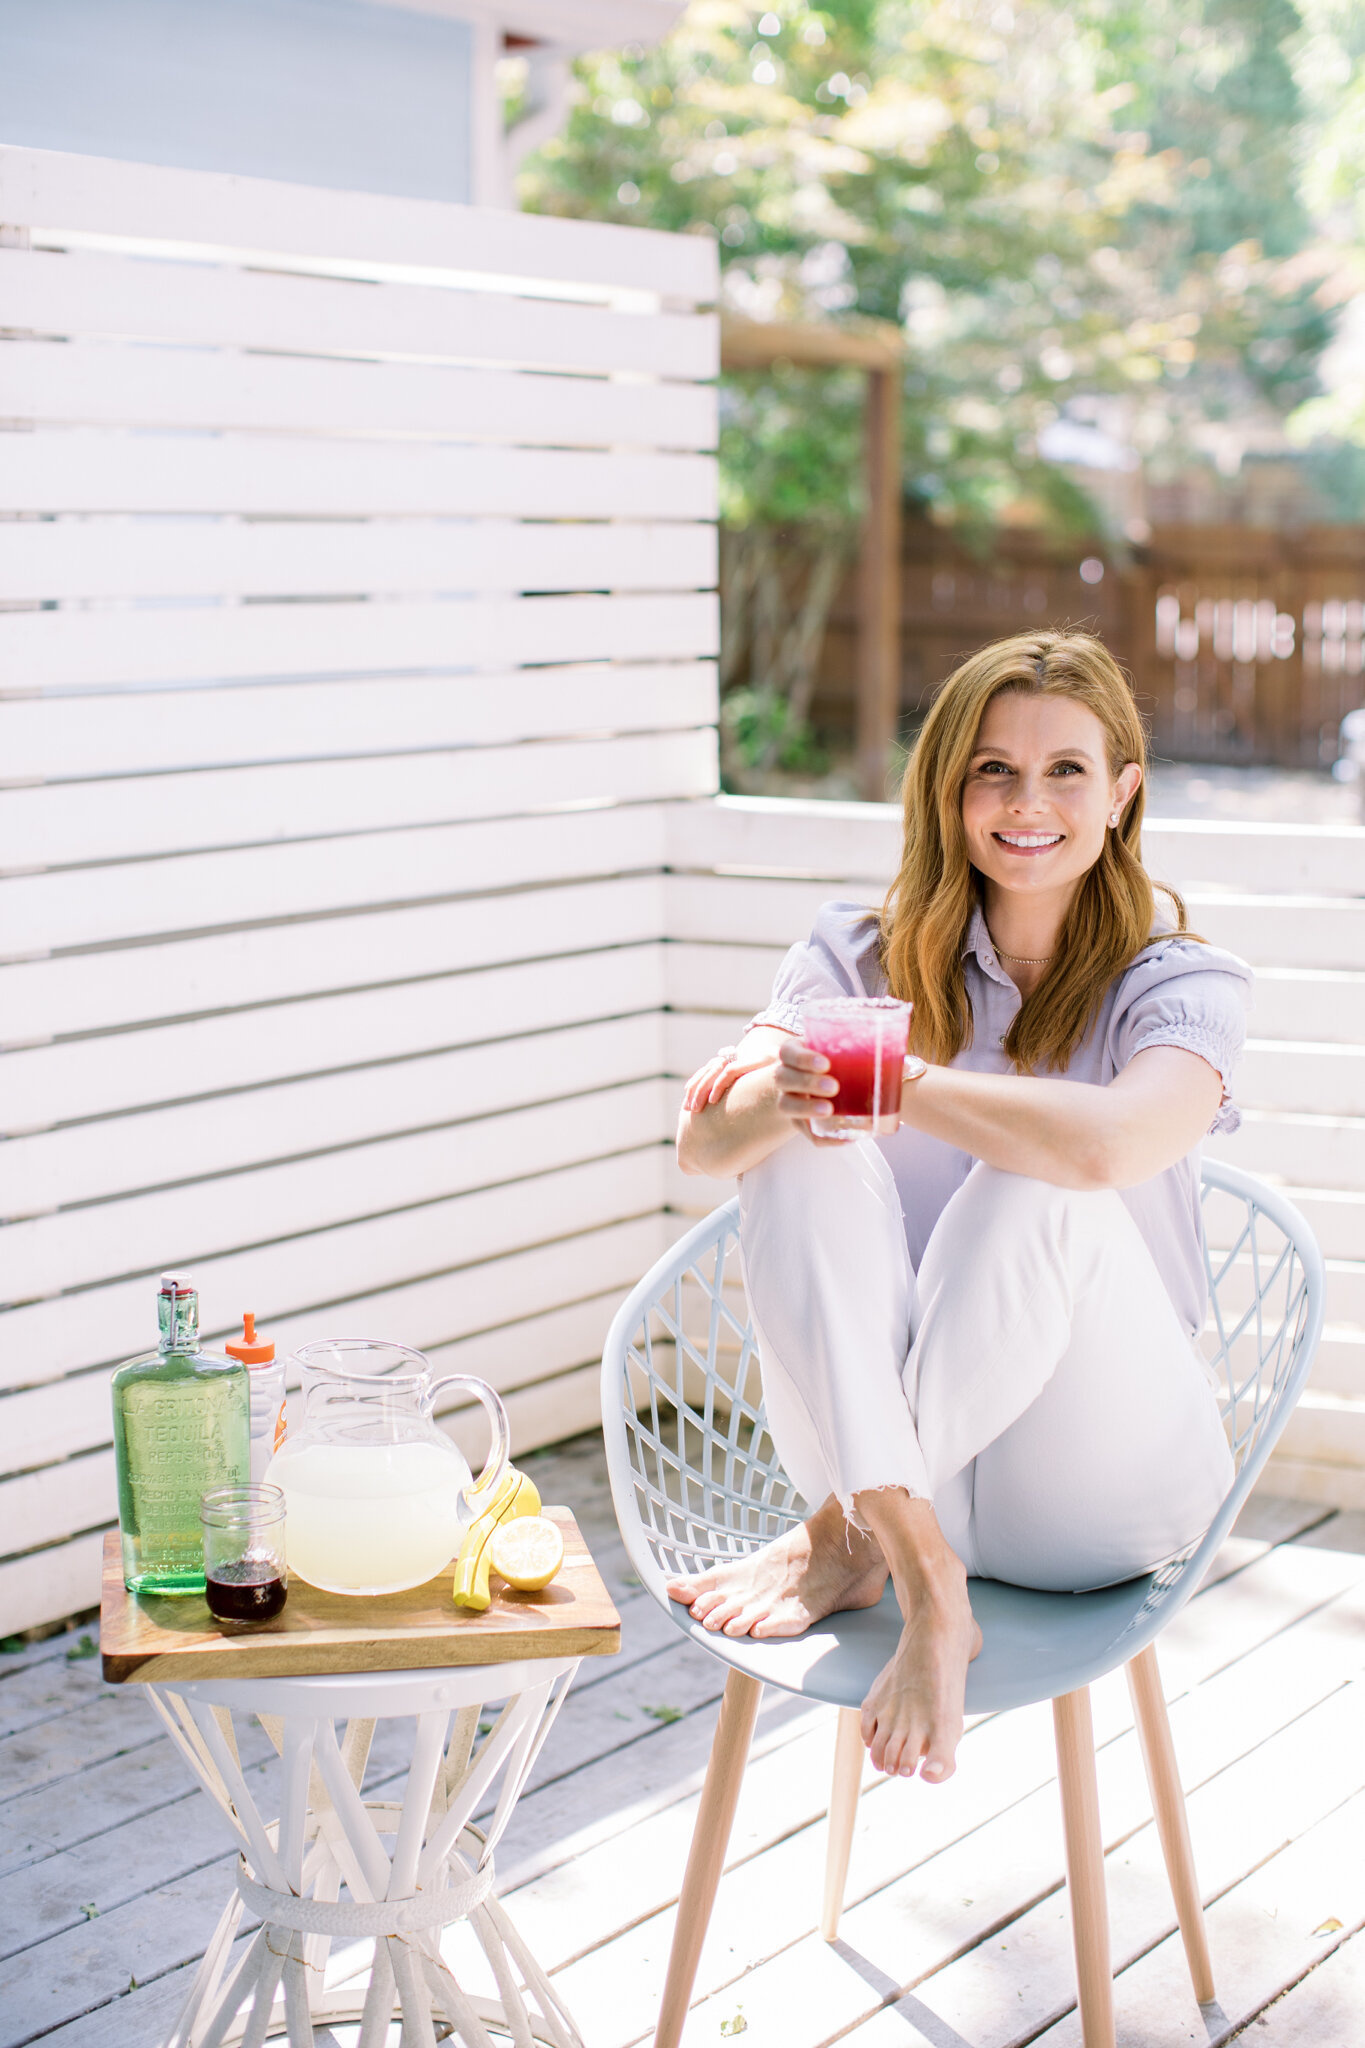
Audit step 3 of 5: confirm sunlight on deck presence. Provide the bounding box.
[3,1434,1363,2048]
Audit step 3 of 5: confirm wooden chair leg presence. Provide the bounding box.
[1126,1643,1215,2004]
[820,1706,864,1941]
[654,1670,763,2048]
[1053,1686,1116,2048]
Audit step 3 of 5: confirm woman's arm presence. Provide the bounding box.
[676,1026,823,1178]
[896,1043,1223,1188]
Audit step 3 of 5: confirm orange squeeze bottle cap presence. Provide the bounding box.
[225,1311,275,1365]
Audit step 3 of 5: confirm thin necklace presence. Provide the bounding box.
[987,926,1054,966]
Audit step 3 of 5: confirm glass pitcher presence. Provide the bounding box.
[264,1339,509,1596]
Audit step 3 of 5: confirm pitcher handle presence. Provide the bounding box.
[430,1375,510,1504]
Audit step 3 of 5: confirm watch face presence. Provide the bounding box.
[903,1055,929,1081]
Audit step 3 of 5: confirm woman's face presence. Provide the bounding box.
[960,690,1142,910]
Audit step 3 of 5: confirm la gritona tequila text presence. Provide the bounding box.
[111,1274,250,1594]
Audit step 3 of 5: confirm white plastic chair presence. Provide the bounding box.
[601,1159,1324,2048]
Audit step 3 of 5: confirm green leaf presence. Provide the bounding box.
[65,1634,97,1662]
[645,1704,684,1725]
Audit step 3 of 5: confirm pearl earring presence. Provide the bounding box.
[1109,810,1120,826]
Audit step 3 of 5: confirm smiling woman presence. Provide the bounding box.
[671,632,1251,1787]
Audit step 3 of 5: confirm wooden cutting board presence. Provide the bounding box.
[99,1505,620,1682]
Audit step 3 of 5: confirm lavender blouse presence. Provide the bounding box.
[749,902,1253,1339]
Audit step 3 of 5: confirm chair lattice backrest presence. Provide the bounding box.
[602,1161,1324,1608]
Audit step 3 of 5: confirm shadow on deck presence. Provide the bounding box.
[2,1432,1363,2048]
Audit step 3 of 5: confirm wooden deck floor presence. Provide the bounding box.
[3,1433,1364,2048]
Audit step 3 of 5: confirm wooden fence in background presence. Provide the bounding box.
[812,520,1365,772]
[0,143,718,1636]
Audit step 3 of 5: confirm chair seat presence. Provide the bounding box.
[658,1571,1164,1716]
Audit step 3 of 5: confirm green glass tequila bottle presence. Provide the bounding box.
[111,1273,251,1594]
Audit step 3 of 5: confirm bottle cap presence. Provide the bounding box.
[225,1311,275,1366]
[159,1272,195,1298]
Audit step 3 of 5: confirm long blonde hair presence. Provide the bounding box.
[880,631,1191,1073]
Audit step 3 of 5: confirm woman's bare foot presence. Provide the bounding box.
[665,1494,887,1640]
[855,1491,982,1784]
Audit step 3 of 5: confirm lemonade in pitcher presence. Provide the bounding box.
[268,1438,466,1595]
[265,1340,509,1597]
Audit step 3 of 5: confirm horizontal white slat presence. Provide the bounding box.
[1210,1112,1365,1193]
[665,1149,736,1218]
[1274,1392,1365,1471]
[1146,819,1365,898]
[0,1212,663,1490]
[0,144,720,302]
[663,873,1365,976]
[2,1011,663,1217]
[1186,895,1365,971]
[1203,1184,1365,1263]
[665,796,1365,899]
[1193,1248,1365,1341]
[1259,1452,1365,1510]
[0,942,666,1134]
[0,516,718,606]
[1237,1040,1365,1117]
[2,338,717,452]
[0,430,718,520]
[0,1528,104,1638]
[1252,970,1365,1047]
[0,589,719,691]
[665,940,781,1019]
[1,245,718,382]
[1,728,717,872]
[2,1075,669,1303]
[667,793,901,882]
[1,801,670,957]
[1,1153,664,1426]
[0,871,665,1043]
[665,872,875,947]
[0,657,716,786]
[0,1451,114,1559]
[661,903,1365,993]
[666,1010,752,1078]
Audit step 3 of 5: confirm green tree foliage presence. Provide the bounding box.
[523,0,1334,525]
[518,1,1345,758]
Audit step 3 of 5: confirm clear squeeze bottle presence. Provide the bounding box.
[226,1312,287,1482]
[111,1273,251,1594]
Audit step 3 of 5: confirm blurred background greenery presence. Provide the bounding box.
[515,1,1365,778]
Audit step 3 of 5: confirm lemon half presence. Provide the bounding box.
[488,1516,565,1592]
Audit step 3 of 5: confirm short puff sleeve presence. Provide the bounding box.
[748,900,886,1036]
[1107,937,1252,1134]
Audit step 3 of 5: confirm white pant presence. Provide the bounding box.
[737,1139,1234,1592]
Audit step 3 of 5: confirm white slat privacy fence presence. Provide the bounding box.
[664,798,1365,1513]
[0,143,719,1635]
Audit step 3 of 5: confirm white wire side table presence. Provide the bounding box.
[98,1510,620,2048]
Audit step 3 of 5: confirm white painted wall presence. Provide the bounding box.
[0,0,477,201]
[0,143,719,1635]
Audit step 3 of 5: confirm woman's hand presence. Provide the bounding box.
[773,1037,842,1140]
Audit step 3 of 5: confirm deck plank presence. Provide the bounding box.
[1232,1925,1365,2044]
[829,1675,1365,2048]
[1023,1786,1365,2048]
[4,1465,1361,2048]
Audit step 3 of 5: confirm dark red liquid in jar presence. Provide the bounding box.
[206,1557,287,1624]
[803,1015,909,1120]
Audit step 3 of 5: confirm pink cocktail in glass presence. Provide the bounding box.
[801,997,912,1138]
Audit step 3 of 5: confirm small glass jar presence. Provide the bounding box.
[200,1484,288,1627]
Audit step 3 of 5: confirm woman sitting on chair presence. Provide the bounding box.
[671,632,1248,1790]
